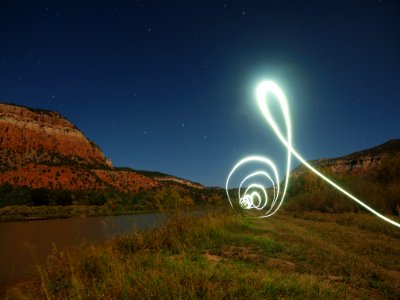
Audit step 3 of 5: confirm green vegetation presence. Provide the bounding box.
[0,184,91,208]
[285,154,400,216]
[0,184,225,221]
[0,205,114,222]
[6,210,400,299]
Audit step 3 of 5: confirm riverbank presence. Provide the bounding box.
[5,210,400,299]
[0,205,156,222]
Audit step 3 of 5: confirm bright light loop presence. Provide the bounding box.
[226,80,400,228]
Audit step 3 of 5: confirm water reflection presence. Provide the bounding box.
[0,213,165,289]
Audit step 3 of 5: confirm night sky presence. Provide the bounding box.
[1,1,399,187]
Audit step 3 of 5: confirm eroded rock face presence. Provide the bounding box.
[94,169,159,192]
[0,103,112,169]
[0,103,161,192]
[0,103,205,192]
[154,176,204,189]
[291,140,400,177]
[0,163,159,192]
[293,156,385,177]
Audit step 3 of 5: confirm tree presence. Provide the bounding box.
[31,188,49,206]
[54,190,72,206]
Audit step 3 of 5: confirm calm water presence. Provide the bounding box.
[0,213,165,290]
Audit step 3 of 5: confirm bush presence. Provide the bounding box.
[31,188,50,206]
[285,168,399,215]
[53,190,73,206]
[0,184,32,207]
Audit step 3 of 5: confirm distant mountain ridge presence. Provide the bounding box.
[291,139,400,177]
[0,103,203,192]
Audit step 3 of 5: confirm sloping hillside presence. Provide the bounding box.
[286,140,400,214]
[291,139,400,177]
[0,103,206,208]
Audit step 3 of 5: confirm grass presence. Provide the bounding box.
[0,205,156,222]
[5,209,400,299]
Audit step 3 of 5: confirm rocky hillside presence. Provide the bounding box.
[286,140,400,214]
[291,139,400,177]
[0,103,202,193]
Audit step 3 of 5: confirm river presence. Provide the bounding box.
[0,213,166,292]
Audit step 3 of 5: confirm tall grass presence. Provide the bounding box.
[6,210,400,299]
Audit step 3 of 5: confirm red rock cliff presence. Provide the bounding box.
[0,103,112,169]
[0,103,160,192]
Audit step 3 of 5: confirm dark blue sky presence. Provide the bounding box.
[1,1,399,186]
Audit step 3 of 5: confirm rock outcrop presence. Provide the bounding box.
[154,176,204,189]
[291,140,400,177]
[0,103,112,170]
[0,103,201,192]
[0,104,158,192]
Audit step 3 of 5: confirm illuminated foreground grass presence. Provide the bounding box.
[6,210,400,299]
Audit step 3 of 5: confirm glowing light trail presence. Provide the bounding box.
[226,81,400,228]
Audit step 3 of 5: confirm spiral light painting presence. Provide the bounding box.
[226,81,400,228]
